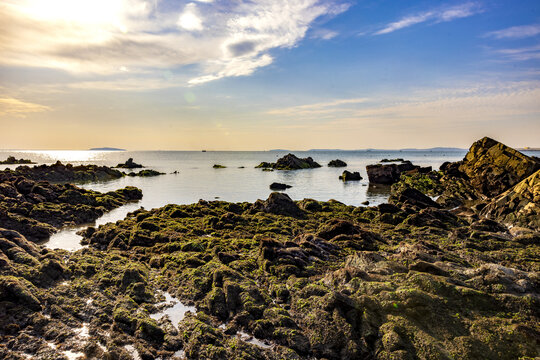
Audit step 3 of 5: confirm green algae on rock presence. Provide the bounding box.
[0,156,35,165]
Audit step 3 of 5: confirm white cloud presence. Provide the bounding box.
[0,0,349,85]
[374,2,481,35]
[484,24,540,39]
[267,98,368,116]
[494,44,540,61]
[177,3,203,31]
[0,97,52,117]
[311,28,339,40]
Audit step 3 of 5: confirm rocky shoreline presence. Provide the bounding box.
[0,137,539,360]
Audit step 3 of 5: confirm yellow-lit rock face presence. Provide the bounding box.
[482,170,540,230]
[460,137,540,197]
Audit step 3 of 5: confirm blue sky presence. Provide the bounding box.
[0,0,539,150]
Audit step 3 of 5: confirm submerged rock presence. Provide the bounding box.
[256,154,321,170]
[328,159,347,167]
[116,158,143,169]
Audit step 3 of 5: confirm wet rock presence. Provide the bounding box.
[459,137,540,197]
[269,182,292,190]
[256,153,321,170]
[339,170,362,181]
[389,187,440,209]
[328,159,347,167]
[0,156,35,165]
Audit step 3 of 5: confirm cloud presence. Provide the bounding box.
[374,2,481,35]
[0,97,51,117]
[484,24,540,39]
[311,28,339,40]
[0,0,350,85]
[494,44,540,61]
[266,81,540,129]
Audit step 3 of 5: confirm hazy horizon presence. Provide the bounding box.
[1,0,539,150]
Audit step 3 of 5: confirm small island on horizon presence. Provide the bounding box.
[89,147,126,151]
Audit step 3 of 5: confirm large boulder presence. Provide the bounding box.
[115,158,143,169]
[459,137,540,197]
[256,154,321,170]
[339,170,362,181]
[366,161,419,184]
[481,170,540,230]
[252,192,304,217]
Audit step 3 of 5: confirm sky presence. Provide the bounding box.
[0,0,539,150]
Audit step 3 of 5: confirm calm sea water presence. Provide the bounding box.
[1,149,538,250]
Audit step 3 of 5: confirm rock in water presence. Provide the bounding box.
[256,153,321,170]
[459,137,540,197]
[481,169,540,230]
[269,182,292,190]
[0,156,35,165]
[366,161,418,184]
[339,170,362,181]
[252,192,304,217]
[116,158,143,169]
[328,159,347,167]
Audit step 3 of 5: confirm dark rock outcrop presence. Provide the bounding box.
[116,158,143,169]
[269,182,292,190]
[252,192,304,218]
[0,156,35,165]
[339,170,362,181]
[256,154,321,170]
[328,159,347,167]
[366,161,419,184]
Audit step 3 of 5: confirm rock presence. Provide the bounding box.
[127,169,164,177]
[481,170,540,230]
[213,164,226,169]
[459,137,540,197]
[339,170,362,181]
[0,156,35,165]
[269,182,292,190]
[389,187,440,209]
[116,158,143,169]
[362,201,370,205]
[328,159,347,167]
[256,153,321,170]
[380,158,405,163]
[1,162,125,182]
[252,192,304,218]
[366,161,419,184]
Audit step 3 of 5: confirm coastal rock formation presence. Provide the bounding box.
[269,182,292,190]
[213,164,227,169]
[3,161,125,182]
[252,192,304,218]
[328,159,347,167]
[115,158,143,169]
[481,169,540,230]
[339,170,362,181]
[459,137,540,196]
[0,156,35,165]
[366,161,418,184]
[127,169,165,177]
[256,154,321,170]
[0,172,142,241]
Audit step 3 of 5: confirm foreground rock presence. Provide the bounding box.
[366,160,431,184]
[328,159,347,167]
[0,172,142,241]
[459,136,540,197]
[339,170,362,181]
[257,154,321,170]
[481,169,540,230]
[115,158,143,169]
[0,156,35,165]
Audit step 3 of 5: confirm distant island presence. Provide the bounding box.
[89,147,126,151]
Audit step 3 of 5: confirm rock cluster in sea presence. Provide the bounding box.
[115,158,144,169]
[0,136,539,360]
[257,153,321,170]
[0,156,35,165]
[328,159,347,167]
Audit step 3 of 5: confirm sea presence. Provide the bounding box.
[2,149,539,251]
